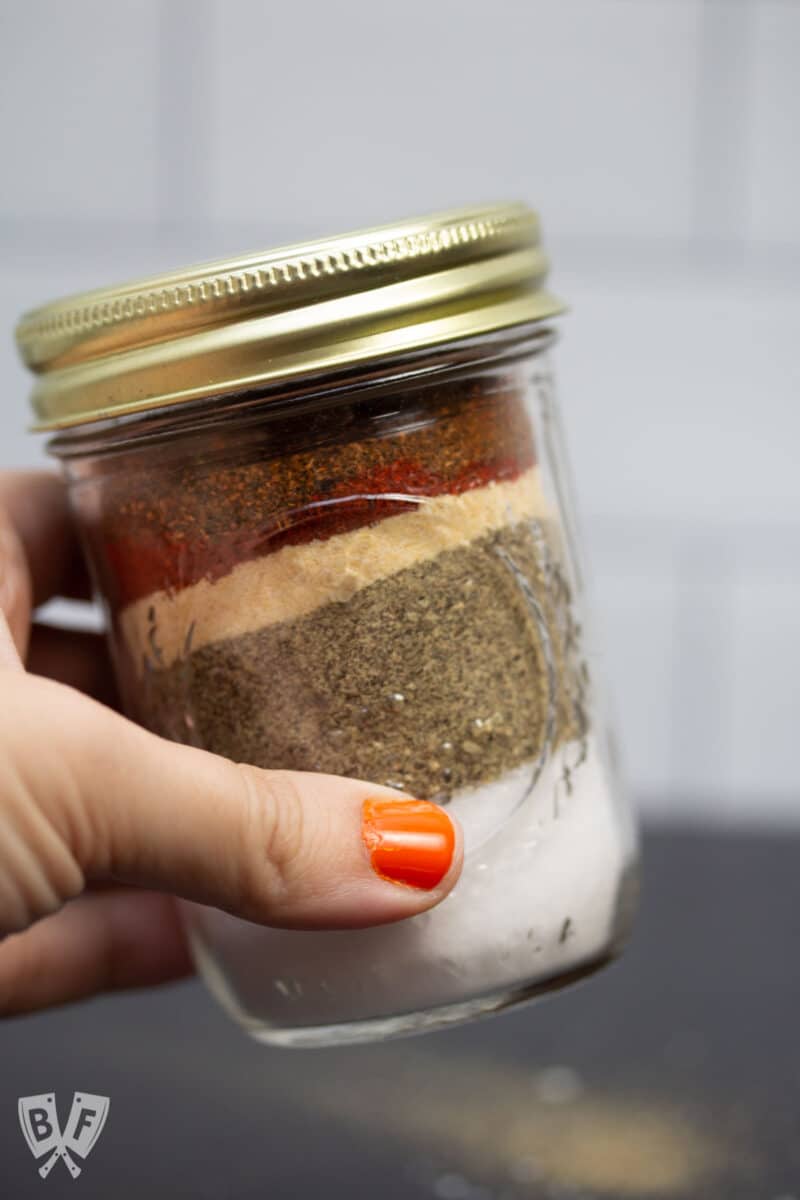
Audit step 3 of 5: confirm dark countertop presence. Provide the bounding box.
[2,824,799,1199]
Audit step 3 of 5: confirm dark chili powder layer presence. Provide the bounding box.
[86,374,536,612]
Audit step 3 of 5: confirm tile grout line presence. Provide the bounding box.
[155,0,216,236]
[691,0,755,249]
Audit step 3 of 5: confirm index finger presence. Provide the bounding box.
[0,470,91,606]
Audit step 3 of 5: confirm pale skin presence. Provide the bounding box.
[0,471,462,1016]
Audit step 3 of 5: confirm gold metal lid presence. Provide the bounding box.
[16,202,563,430]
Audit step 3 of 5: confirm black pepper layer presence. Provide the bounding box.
[131,521,588,801]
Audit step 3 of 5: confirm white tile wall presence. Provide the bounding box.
[1,0,799,825]
[745,0,800,244]
[729,565,800,811]
[0,0,161,224]
[209,0,700,240]
[556,252,800,528]
[588,550,679,800]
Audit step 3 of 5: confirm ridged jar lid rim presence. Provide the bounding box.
[16,202,564,430]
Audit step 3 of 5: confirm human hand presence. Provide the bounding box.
[0,471,462,1015]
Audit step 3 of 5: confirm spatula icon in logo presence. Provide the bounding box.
[18,1092,110,1179]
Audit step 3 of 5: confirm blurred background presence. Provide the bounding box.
[3,1,798,827]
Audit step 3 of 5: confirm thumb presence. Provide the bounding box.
[1,673,462,934]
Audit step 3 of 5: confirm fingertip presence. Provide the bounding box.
[361,795,461,895]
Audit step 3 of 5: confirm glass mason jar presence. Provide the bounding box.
[16,205,637,1046]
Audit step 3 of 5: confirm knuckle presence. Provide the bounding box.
[233,765,308,918]
[0,687,85,934]
[20,678,107,876]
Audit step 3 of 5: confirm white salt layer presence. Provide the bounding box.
[184,735,635,1043]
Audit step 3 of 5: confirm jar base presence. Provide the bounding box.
[240,953,614,1049]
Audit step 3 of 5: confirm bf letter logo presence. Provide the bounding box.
[18,1092,110,1179]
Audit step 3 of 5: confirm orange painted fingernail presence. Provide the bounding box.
[362,797,455,891]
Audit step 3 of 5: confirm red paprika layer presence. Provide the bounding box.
[84,383,537,611]
[99,452,534,611]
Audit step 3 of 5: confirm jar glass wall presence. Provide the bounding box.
[52,331,637,1046]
